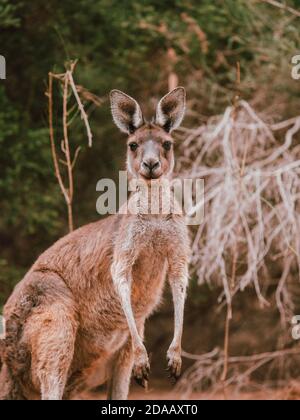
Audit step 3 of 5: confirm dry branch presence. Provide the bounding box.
[47,61,101,231]
[177,347,300,398]
[261,0,300,18]
[177,100,300,309]
[176,99,300,395]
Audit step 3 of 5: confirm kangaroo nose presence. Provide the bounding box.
[142,159,160,171]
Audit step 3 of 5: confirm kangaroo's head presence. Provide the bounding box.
[110,87,186,181]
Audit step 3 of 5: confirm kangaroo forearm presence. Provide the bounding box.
[170,277,188,349]
[112,274,143,350]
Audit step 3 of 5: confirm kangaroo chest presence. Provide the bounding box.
[128,216,174,316]
[131,248,168,316]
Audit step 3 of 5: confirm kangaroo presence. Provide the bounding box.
[0,87,190,400]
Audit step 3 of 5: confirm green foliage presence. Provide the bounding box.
[0,0,21,28]
[0,258,25,310]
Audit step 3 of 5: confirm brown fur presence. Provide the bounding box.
[0,87,190,400]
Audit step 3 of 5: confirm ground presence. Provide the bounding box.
[78,383,300,400]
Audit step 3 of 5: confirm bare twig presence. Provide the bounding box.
[67,67,93,148]
[261,0,300,18]
[62,72,74,231]
[177,347,300,397]
[47,72,70,207]
[47,61,99,231]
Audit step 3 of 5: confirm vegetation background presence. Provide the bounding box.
[1,0,300,398]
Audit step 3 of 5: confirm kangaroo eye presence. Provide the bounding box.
[129,142,138,152]
[163,141,172,151]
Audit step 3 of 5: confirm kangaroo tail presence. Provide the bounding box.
[0,286,41,400]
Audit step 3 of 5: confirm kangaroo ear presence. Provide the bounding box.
[155,87,186,132]
[110,90,144,134]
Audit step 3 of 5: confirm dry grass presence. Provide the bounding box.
[175,100,300,396]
